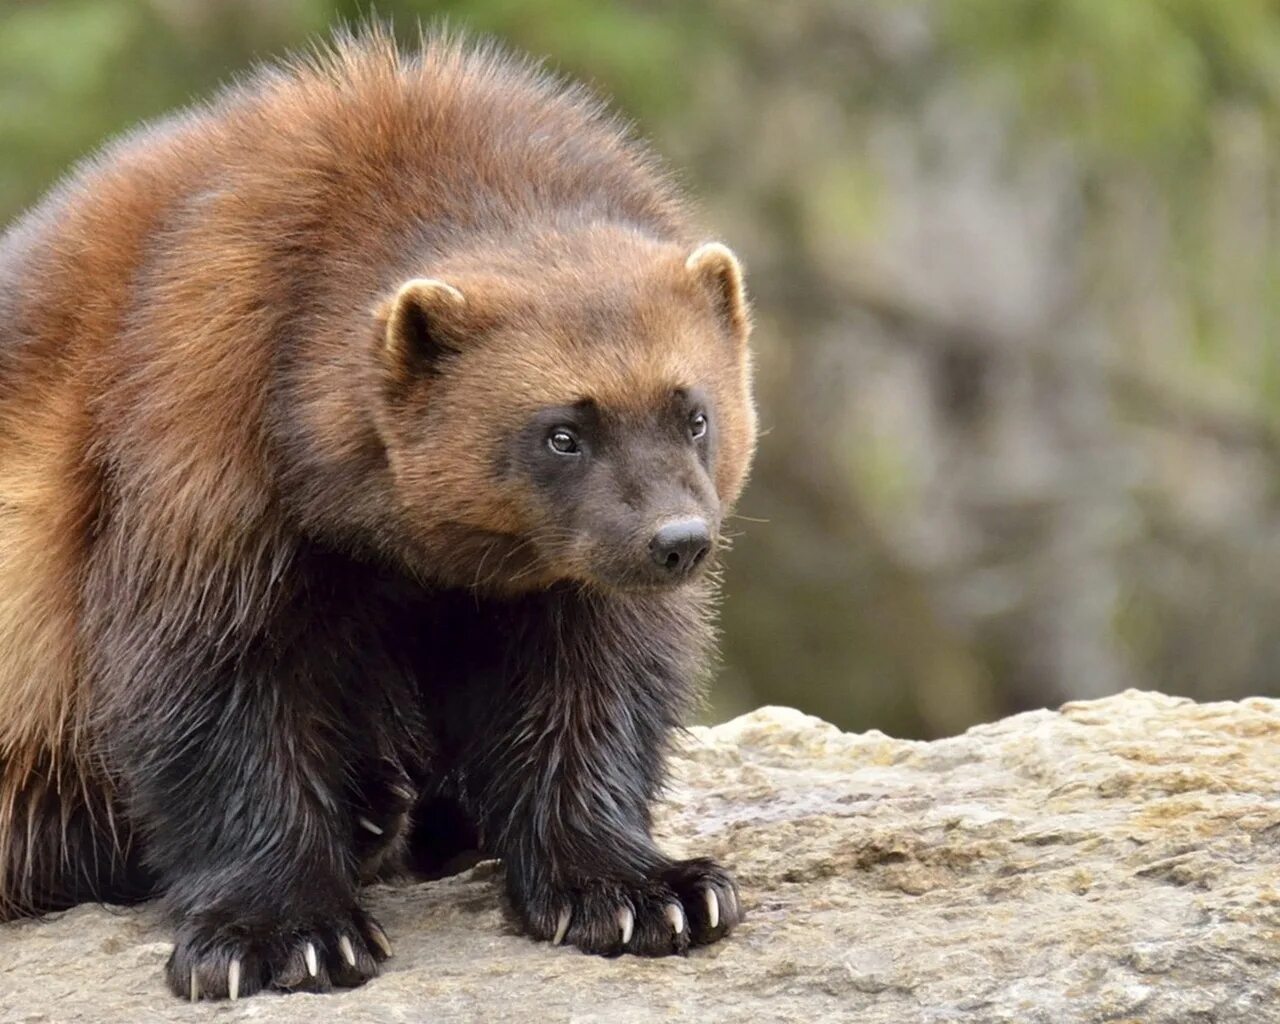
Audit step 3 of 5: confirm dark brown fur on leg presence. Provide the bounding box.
[412,582,743,957]
[86,541,427,998]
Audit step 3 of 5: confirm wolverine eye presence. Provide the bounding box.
[689,411,709,441]
[547,427,581,456]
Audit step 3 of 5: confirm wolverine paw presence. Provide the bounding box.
[516,858,742,957]
[658,858,743,946]
[166,906,392,1001]
[353,757,417,877]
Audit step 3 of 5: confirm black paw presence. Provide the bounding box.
[514,858,742,957]
[658,858,743,946]
[353,758,417,876]
[166,905,392,1001]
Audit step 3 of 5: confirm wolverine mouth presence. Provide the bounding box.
[580,548,718,593]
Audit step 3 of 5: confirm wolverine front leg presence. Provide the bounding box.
[91,590,393,999]
[465,588,743,956]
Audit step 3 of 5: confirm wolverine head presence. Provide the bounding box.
[372,226,756,593]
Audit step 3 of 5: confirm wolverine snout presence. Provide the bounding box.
[648,517,712,579]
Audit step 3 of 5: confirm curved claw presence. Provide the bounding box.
[338,934,357,968]
[618,906,634,946]
[357,816,384,836]
[367,922,394,959]
[704,887,720,930]
[552,907,571,946]
[228,957,241,1002]
[665,903,685,936]
[304,941,318,977]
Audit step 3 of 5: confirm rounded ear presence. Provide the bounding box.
[686,242,750,341]
[380,277,467,381]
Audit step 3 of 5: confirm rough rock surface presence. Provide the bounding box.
[2,690,1278,1023]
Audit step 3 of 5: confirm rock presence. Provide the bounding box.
[1,690,1278,1023]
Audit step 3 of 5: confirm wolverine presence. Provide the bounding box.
[0,28,755,1000]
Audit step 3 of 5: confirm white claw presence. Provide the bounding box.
[389,784,415,802]
[551,907,571,946]
[190,967,199,1003]
[665,903,685,936]
[618,906,634,946]
[304,941,318,977]
[358,816,384,836]
[228,957,241,1002]
[704,887,720,930]
[339,934,357,967]
[367,923,394,959]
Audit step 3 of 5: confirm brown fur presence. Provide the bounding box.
[0,26,755,982]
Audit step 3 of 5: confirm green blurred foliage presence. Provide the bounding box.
[4,0,1280,737]
[947,0,1280,160]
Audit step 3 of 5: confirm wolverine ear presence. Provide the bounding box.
[380,277,468,380]
[686,242,750,341]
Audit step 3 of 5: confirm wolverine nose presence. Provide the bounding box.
[649,518,712,576]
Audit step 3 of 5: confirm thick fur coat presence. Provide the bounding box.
[0,29,755,1000]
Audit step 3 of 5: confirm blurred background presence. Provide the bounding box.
[4,0,1280,738]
